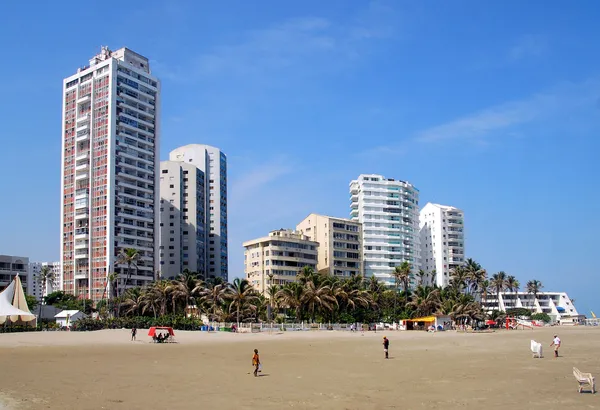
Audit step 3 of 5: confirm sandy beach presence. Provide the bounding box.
[0,326,598,409]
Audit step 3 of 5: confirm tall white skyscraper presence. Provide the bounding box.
[60,46,160,302]
[419,203,465,287]
[350,174,420,286]
[168,145,228,280]
[159,161,207,279]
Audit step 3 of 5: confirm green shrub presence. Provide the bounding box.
[530,312,551,323]
[71,315,203,332]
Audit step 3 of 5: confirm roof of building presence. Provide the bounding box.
[54,310,84,318]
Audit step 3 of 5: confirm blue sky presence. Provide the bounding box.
[0,1,598,314]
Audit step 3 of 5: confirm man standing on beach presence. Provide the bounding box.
[131,327,137,341]
[252,349,261,377]
[550,334,561,358]
[383,336,390,359]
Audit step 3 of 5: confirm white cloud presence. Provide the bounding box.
[228,158,293,205]
[158,2,397,83]
[416,78,599,144]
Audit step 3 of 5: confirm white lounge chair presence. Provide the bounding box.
[530,340,543,358]
[573,367,596,393]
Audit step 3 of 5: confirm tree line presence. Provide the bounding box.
[33,250,548,327]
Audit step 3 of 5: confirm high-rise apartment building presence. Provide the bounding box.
[296,214,362,278]
[168,145,227,280]
[419,203,465,287]
[158,161,206,279]
[350,174,420,287]
[29,262,61,300]
[244,229,318,293]
[60,46,160,302]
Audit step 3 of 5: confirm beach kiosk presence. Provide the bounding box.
[404,315,451,331]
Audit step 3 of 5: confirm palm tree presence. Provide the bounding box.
[408,286,441,317]
[228,278,259,325]
[301,281,337,322]
[464,259,486,296]
[505,275,520,309]
[276,282,304,322]
[449,266,468,293]
[117,248,140,289]
[417,269,427,286]
[35,265,55,326]
[148,280,171,316]
[121,288,144,316]
[526,279,543,308]
[297,266,317,285]
[197,280,228,321]
[392,262,412,318]
[480,279,491,312]
[171,271,202,313]
[490,272,507,310]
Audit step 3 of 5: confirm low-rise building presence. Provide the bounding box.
[296,214,362,278]
[482,291,580,324]
[0,255,30,295]
[54,310,86,328]
[244,229,318,293]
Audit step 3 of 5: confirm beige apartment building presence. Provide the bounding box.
[244,229,318,293]
[296,214,362,278]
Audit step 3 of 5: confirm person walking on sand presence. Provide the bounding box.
[550,334,561,358]
[252,349,261,377]
[131,327,137,341]
[383,336,390,359]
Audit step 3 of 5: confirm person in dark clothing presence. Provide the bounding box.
[131,327,137,341]
[383,336,390,359]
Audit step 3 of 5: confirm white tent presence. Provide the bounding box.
[0,275,36,325]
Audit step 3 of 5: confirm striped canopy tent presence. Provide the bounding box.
[0,275,36,325]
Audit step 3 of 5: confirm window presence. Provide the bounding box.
[169,246,174,249]
[161,170,168,174]
[169,184,174,188]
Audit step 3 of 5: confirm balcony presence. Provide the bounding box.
[74,271,88,280]
[74,252,88,260]
[75,209,89,219]
[75,130,90,142]
[76,151,89,161]
[76,114,90,124]
[75,196,89,209]
[74,228,89,239]
[447,219,463,226]
[75,241,89,250]
[78,94,91,104]
[75,188,89,199]
[75,161,89,173]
